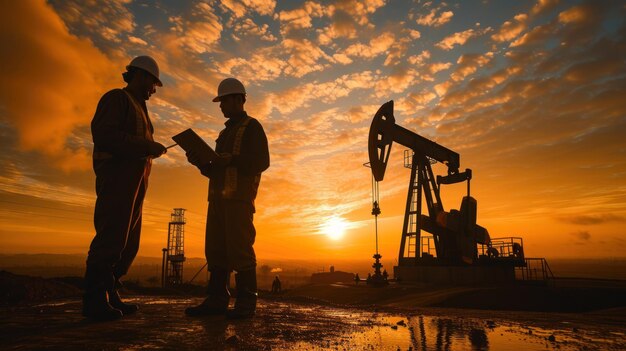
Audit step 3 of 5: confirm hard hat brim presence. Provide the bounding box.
[212,93,247,102]
[126,65,163,87]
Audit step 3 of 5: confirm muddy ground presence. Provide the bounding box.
[1,272,625,350]
[0,295,625,351]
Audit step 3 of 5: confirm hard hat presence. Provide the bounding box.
[127,56,162,86]
[213,78,246,102]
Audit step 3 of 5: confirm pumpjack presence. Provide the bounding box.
[368,101,526,284]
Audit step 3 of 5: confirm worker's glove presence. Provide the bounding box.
[185,150,205,167]
[148,142,167,158]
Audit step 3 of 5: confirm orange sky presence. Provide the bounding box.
[0,0,625,266]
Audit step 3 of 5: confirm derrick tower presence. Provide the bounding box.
[163,208,186,286]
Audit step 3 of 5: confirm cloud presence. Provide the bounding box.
[408,50,431,65]
[557,214,626,225]
[509,22,555,47]
[331,0,386,26]
[171,2,223,54]
[232,18,277,42]
[395,89,438,115]
[570,231,591,241]
[49,0,135,44]
[384,30,417,66]
[220,0,276,18]
[281,38,334,77]
[0,0,120,171]
[318,9,359,43]
[373,66,420,97]
[531,0,559,16]
[450,52,494,81]
[268,71,376,115]
[128,35,148,45]
[344,32,395,59]
[436,26,492,51]
[216,48,287,83]
[491,14,528,43]
[510,2,608,49]
[416,8,454,27]
[434,81,454,97]
[438,65,521,108]
[317,0,386,43]
[558,4,588,24]
[409,29,421,39]
[278,1,326,35]
[0,162,93,207]
[332,53,353,64]
[274,2,342,77]
[346,105,380,124]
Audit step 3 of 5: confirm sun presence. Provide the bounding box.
[320,216,349,240]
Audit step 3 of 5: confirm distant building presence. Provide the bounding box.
[310,266,354,284]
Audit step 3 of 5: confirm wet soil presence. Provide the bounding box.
[1,272,625,350]
[1,294,625,351]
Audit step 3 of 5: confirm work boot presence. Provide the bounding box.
[108,279,138,315]
[227,269,257,319]
[82,290,123,321]
[108,289,138,315]
[185,269,230,316]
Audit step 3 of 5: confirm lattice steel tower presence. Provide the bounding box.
[164,208,186,286]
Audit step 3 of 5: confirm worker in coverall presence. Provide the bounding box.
[185,78,269,319]
[83,56,167,321]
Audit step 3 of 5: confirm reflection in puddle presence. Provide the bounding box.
[142,298,194,305]
[271,312,625,351]
[9,296,625,350]
[34,300,74,307]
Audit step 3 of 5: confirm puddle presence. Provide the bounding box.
[141,297,194,305]
[5,296,625,350]
[269,313,626,351]
[34,300,75,307]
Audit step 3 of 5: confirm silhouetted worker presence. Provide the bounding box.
[271,275,282,293]
[84,56,166,321]
[382,269,388,280]
[354,273,360,285]
[185,78,269,319]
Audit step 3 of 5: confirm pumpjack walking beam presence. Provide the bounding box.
[368,101,460,183]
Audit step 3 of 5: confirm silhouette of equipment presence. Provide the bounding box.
[162,208,186,287]
[368,101,527,284]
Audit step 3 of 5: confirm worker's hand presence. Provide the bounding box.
[213,153,232,167]
[148,142,167,158]
[186,150,205,167]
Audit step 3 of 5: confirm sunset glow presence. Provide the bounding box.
[0,0,625,265]
[320,217,349,241]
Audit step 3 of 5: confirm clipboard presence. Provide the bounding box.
[172,128,219,165]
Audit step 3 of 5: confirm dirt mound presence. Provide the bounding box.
[0,271,82,305]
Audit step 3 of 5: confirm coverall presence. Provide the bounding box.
[85,88,155,292]
[198,111,270,272]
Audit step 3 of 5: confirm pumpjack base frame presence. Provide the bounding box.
[394,264,516,284]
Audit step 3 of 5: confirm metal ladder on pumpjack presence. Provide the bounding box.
[403,152,440,260]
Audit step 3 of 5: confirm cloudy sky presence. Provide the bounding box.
[0,0,625,265]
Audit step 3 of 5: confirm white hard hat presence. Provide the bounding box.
[213,78,246,102]
[127,55,162,86]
